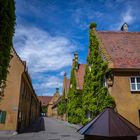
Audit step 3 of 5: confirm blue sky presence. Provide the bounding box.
[14,0,140,96]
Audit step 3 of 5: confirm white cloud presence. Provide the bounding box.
[40,76,62,89]
[14,26,76,74]
[59,71,65,76]
[72,8,88,30]
[33,74,63,95]
[110,6,135,30]
[122,7,134,24]
[14,25,77,95]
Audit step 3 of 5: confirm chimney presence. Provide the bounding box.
[121,23,128,32]
[64,72,66,77]
[56,88,59,93]
[74,52,79,70]
[64,72,67,81]
[72,58,75,67]
[89,22,97,32]
[74,52,78,63]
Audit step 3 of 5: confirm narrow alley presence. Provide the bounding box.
[0,118,84,140]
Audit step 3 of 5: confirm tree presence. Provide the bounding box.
[82,23,115,124]
[0,0,16,95]
[57,97,67,116]
[41,106,48,113]
[67,60,84,124]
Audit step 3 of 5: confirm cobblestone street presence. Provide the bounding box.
[0,118,84,140]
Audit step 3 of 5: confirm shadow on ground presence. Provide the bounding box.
[20,117,45,133]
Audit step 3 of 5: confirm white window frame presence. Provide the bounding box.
[130,77,140,91]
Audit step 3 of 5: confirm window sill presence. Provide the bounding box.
[131,90,140,93]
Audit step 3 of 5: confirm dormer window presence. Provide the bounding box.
[121,23,128,32]
[130,77,140,91]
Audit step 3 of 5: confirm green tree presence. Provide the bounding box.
[0,0,16,89]
[58,97,67,116]
[82,23,115,124]
[42,106,48,113]
[67,61,84,124]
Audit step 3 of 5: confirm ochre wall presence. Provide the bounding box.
[0,52,24,131]
[47,93,60,117]
[108,71,140,128]
[18,73,40,132]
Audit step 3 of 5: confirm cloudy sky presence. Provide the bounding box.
[14,0,140,96]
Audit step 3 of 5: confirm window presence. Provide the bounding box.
[130,77,140,91]
[0,111,6,123]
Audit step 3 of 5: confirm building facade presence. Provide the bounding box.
[47,88,60,117]
[38,89,61,118]
[0,49,40,133]
[52,97,62,119]
[38,96,53,116]
[93,23,140,128]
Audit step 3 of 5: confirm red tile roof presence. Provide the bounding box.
[38,96,53,106]
[76,64,86,90]
[97,31,140,69]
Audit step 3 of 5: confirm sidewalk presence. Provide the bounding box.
[50,117,83,130]
[0,117,45,137]
[0,117,84,140]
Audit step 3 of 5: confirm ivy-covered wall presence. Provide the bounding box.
[0,0,15,88]
[67,60,84,124]
[57,23,115,125]
[57,96,67,116]
[82,23,115,124]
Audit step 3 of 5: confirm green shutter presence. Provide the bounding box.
[1,111,6,123]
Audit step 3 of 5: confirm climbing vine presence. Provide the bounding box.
[58,97,67,116]
[67,61,84,124]
[0,0,16,91]
[82,23,115,124]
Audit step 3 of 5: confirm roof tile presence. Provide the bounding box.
[97,31,140,69]
[38,96,53,106]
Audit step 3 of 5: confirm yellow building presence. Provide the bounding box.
[0,48,40,134]
[38,96,52,116]
[93,23,140,128]
[52,97,62,119]
[47,88,60,117]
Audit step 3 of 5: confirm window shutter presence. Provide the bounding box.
[1,111,6,123]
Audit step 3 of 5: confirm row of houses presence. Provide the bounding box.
[0,48,40,134]
[38,88,61,118]
[39,23,140,128]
